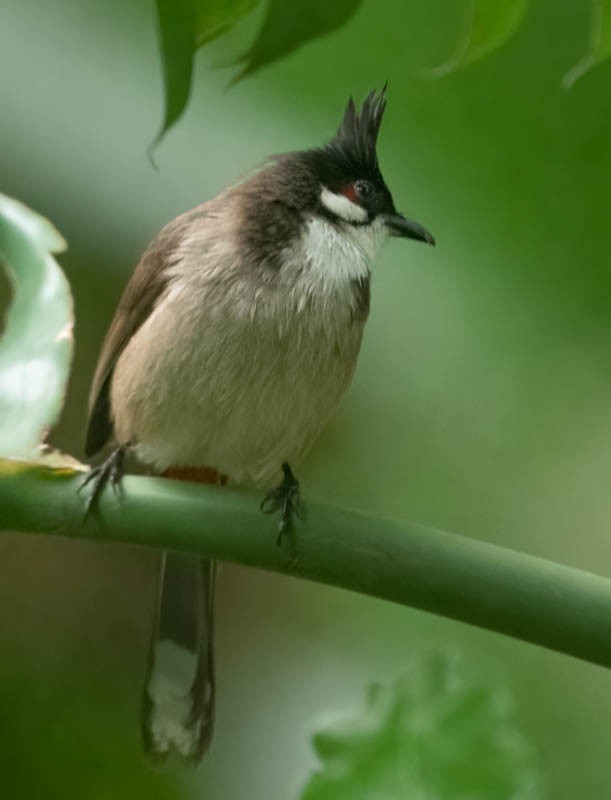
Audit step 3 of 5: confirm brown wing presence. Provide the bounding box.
[85,210,204,457]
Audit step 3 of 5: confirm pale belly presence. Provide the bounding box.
[110,284,364,488]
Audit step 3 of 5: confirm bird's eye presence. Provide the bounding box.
[354,181,373,199]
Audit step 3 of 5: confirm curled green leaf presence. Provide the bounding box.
[302,653,541,800]
[428,0,528,77]
[0,194,72,458]
[563,0,611,88]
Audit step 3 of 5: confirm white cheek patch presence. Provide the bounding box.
[320,187,368,223]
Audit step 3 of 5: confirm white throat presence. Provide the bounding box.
[300,215,386,286]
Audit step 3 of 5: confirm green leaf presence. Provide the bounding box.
[153,0,259,147]
[563,0,611,88]
[428,0,528,76]
[302,653,541,800]
[0,194,72,458]
[153,0,198,149]
[234,0,362,82]
[196,0,259,47]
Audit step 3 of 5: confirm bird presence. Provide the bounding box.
[82,86,434,764]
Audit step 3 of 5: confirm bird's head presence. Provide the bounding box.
[276,87,435,246]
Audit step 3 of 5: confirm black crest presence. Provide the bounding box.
[327,86,388,174]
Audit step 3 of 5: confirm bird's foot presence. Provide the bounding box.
[78,446,126,522]
[261,463,304,564]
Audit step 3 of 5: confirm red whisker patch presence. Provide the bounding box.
[341,183,359,203]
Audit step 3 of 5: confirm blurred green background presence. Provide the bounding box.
[1,0,611,796]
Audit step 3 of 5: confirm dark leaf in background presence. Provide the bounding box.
[0,194,72,458]
[234,0,362,82]
[153,0,259,146]
[302,653,541,800]
[154,0,362,142]
[153,0,611,147]
[428,0,528,76]
[563,0,611,87]
[153,0,198,148]
[196,0,259,47]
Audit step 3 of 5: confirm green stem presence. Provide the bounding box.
[2,462,611,669]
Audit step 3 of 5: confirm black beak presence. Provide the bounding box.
[381,213,435,245]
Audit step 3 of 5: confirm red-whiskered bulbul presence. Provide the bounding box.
[82,87,434,763]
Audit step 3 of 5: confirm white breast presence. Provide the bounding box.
[111,217,386,488]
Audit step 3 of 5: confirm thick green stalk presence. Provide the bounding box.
[1,461,611,669]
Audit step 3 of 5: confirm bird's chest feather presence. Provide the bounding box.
[112,218,381,483]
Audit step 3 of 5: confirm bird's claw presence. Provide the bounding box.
[261,463,304,563]
[78,447,125,522]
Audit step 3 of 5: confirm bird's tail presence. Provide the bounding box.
[142,552,216,764]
